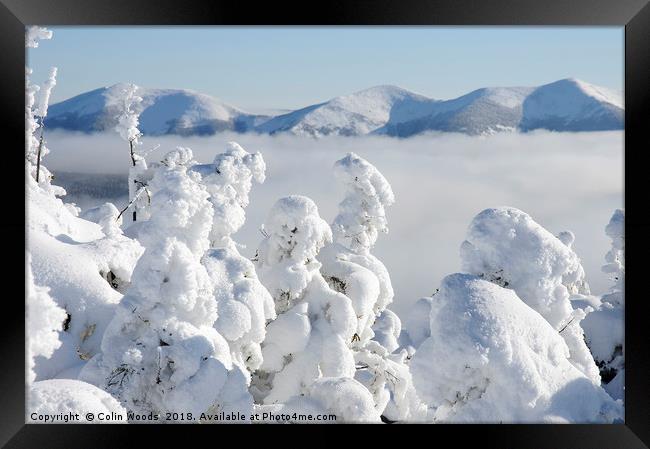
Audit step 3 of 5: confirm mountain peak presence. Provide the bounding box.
[46,79,624,137]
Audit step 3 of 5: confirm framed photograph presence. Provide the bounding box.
[2,0,648,446]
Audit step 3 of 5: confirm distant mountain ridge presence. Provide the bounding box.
[45,79,623,137]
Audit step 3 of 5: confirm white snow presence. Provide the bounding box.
[305,377,381,422]
[522,78,622,122]
[25,26,52,48]
[26,38,623,423]
[410,274,622,423]
[28,175,143,380]
[460,207,600,383]
[253,196,358,405]
[27,254,67,384]
[137,88,247,134]
[28,379,127,423]
[581,209,625,400]
[34,67,58,118]
[78,148,253,420]
[194,142,276,376]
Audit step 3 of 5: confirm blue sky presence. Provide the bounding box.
[27,27,623,111]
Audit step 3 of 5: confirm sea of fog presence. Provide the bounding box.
[43,130,624,318]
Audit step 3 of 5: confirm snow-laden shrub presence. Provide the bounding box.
[410,274,622,423]
[460,207,600,383]
[582,209,625,400]
[189,142,275,376]
[27,253,67,384]
[105,83,150,223]
[253,196,357,405]
[80,148,252,420]
[29,379,127,423]
[319,153,426,421]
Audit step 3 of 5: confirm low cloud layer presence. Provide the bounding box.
[44,130,623,316]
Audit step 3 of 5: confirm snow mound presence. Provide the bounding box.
[28,177,143,380]
[410,274,622,423]
[306,377,381,422]
[29,379,127,422]
[27,254,67,383]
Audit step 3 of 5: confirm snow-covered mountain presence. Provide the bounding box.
[46,79,623,137]
[45,87,269,136]
[256,85,438,137]
[520,79,623,132]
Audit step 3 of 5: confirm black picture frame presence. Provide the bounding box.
[2,0,648,447]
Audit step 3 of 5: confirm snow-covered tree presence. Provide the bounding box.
[582,209,625,400]
[26,26,52,48]
[106,83,150,223]
[190,142,266,249]
[80,148,252,420]
[252,195,359,407]
[26,27,144,383]
[410,273,622,423]
[188,142,276,377]
[321,152,396,346]
[601,209,624,307]
[25,26,61,193]
[460,207,600,384]
[319,153,426,421]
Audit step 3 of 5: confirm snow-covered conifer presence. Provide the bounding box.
[189,142,276,376]
[26,26,52,48]
[582,209,625,400]
[25,27,61,192]
[80,148,251,419]
[601,209,624,306]
[190,142,266,248]
[253,195,358,405]
[106,83,150,223]
[35,67,57,119]
[410,273,622,423]
[319,153,426,421]
[320,153,396,344]
[460,207,600,383]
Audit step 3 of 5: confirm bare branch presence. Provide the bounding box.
[116,186,149,221]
